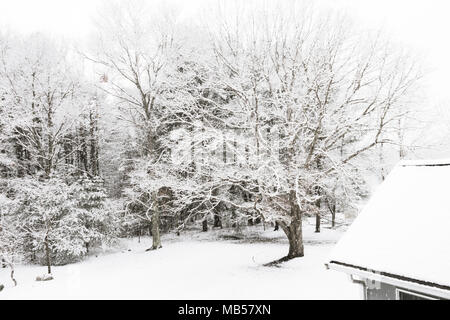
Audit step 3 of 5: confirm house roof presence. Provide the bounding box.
[328,160,450,293]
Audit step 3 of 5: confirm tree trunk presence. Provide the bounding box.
[314,171,322,234]
[150,193,162,250]
[1,260,17,287]
[190,126,196,175]
[222,133,227,164]
[9,262,17,287]
[315,212,321,233]
[44,234,52,274]
[89,109,99,176]
[285,221,304,258]
[212,188,222,229]
[332,210,336,228]
[280,191,304,259]
[331,199,336,228]
[202,219,208,232]
[213,214,222,228]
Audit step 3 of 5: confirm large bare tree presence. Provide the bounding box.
[206,2,422,260]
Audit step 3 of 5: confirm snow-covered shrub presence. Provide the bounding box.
[5,177,88,266]
[0,193,22,286]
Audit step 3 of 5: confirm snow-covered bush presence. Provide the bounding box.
[5,177,87,267]
[2,175,121,268]
[0,193,21,287]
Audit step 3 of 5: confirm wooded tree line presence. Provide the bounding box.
[0,1,422,276]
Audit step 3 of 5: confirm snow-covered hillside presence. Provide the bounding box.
[0,223,360,300]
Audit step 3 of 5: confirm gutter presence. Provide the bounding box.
[326,263,367,300]
[327,261,450,300]
[350,274,367,300]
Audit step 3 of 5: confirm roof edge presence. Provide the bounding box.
[328,261,450,298]
[399,158,450,167]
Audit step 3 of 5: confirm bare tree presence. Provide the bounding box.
[207,2,422,260]
[0,34,82,178]
[87,0,195,250]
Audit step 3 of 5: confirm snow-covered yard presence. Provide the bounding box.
[0,223,361,300]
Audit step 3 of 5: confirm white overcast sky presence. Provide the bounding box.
[0,0,449,105]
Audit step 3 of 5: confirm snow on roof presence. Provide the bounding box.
[328,161,450,290]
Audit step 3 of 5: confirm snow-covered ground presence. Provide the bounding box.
[0,222,361,300]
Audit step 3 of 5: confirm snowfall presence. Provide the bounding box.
[0,221,361,300]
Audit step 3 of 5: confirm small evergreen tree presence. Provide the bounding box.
[72,175,119,253]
